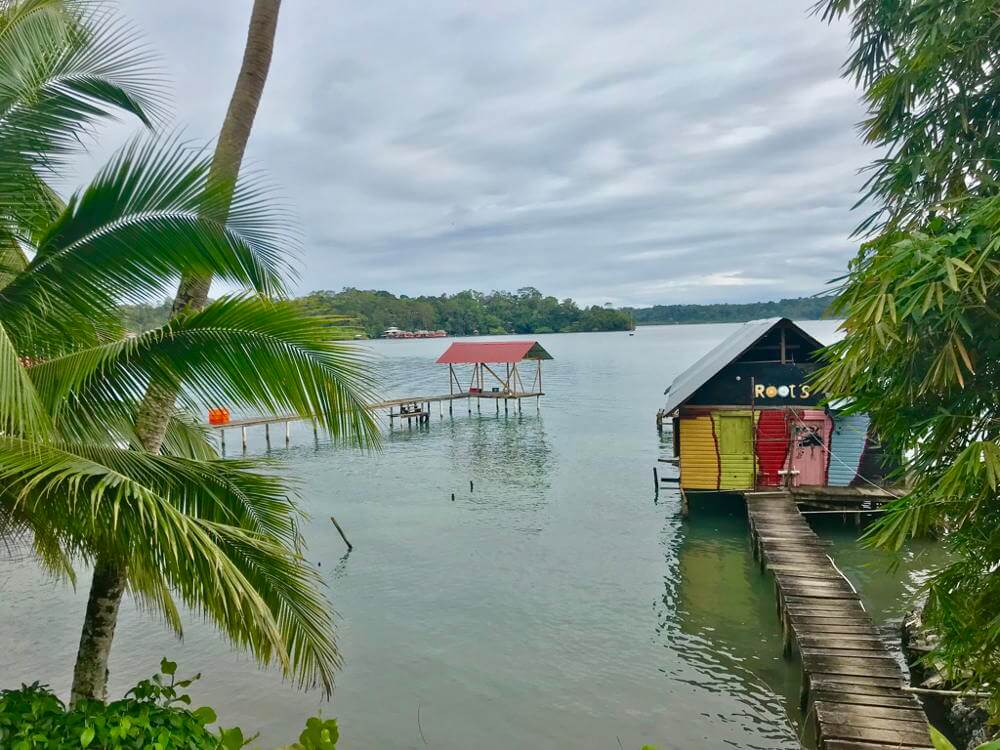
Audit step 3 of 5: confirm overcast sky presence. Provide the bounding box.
[83,1,872,307]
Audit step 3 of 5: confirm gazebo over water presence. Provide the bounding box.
[436,340,551,409]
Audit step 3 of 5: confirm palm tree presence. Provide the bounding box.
[0,0,379,705]
[78,0,285,702]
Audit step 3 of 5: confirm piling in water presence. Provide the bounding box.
[330,515,353,551]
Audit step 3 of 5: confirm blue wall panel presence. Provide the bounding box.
[828,413,870,486]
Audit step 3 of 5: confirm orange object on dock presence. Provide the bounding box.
[208,407,231,425]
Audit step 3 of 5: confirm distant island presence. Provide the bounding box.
[623,295,835,326]
[120,289,835,336]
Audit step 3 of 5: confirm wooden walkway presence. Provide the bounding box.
[210,390,546,429]
[745,490,933,750]
[206,390,545,450]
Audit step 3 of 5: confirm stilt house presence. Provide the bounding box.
[661,318,891,492]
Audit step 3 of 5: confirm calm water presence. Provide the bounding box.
[0,322,941,749]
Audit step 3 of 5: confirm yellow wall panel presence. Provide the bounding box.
[714,411,756,491]
[680,416,719,490]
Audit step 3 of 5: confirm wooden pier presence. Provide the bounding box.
[208,390,545,451]
[745,490,932,749]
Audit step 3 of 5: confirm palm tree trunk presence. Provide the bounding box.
[70,558,127,706]
[170,0,282,316]
[69,0,283,702]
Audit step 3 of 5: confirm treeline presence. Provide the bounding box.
[625,295,835,326]
[118,291,836,336]
[120,298,172,332]
[295,287,633,337]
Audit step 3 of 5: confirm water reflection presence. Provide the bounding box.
[663,495,804,749]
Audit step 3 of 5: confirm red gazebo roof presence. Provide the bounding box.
[436,340,553,364]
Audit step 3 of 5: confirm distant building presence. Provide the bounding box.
[382,327,446,339]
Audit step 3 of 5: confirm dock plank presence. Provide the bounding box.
[745,490,928,747]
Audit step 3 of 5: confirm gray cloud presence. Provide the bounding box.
[78,0,873,306]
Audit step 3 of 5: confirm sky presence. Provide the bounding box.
[80,0,874,308]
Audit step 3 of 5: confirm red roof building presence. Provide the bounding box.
[437,340,552,402]
[435,340,553,364]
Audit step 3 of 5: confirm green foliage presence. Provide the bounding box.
[0,666,220,749]
[0,663,341,750]
[814,0,999,235]
[929,724,1000,750]
[137,288,839,336]
[813,0,1000,720]
[815,196,1000,712]
[120,299,173,333]
[625,295,835,326]
[294,287,633,337]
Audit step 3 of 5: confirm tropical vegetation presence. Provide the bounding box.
[0,0,376,717]
[813,0,1000,719]
[295,287,633,336]
[122,290,839,337]
[625,295,834,326]
[0,660,340,750]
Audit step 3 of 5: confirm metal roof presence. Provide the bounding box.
[661,318,823,415]
[436,340,553,364]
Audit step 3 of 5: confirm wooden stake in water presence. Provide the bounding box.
[330,516,353,551]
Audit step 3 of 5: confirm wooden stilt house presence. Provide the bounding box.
[436,340,551,398]
[661,318,891,492]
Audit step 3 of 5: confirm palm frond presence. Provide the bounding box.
[0,137,297,350]
[27,294,380,448]
[0,320,50,437]
[0,436,340,693]
[0,0,165,167]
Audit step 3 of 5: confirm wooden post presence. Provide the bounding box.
[220,429,226,453]
[312,417,318,438]
[653,466,659,495]
[329,516,353,552]
[241,426,247,452]
[285,420,290,445]
[265,422,271,449]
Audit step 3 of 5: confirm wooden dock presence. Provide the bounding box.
[207,390,545,450]
[745,490,933,750]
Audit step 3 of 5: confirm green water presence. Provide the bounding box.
[0,322,943,748]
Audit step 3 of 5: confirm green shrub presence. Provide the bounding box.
[0,660,338,750]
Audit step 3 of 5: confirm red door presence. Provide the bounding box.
[790,410,831,486]
[755,410,788,487]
